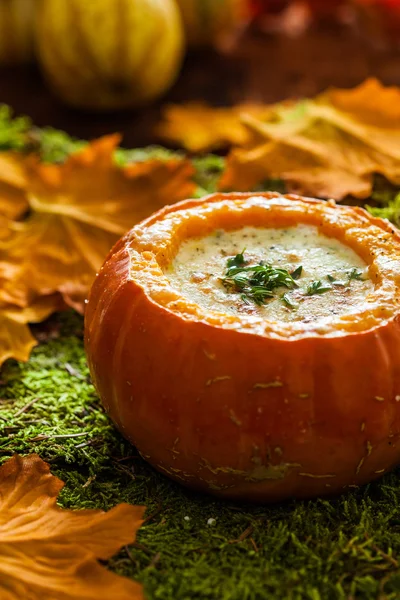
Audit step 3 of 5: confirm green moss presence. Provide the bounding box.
[33,127,87,163]
[0,105,32,151]
[367,192,400,227]
[115,145,185,166]
[1,312,400,600]
[192,154,226,196]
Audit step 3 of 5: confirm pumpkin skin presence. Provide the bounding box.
[0,0,36,64]
[175,0,249,47]
[85,192,400,502]
[34,0,184,111]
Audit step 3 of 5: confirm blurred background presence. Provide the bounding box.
[1,0,400,147]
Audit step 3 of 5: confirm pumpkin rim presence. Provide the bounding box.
[122,192,400,340]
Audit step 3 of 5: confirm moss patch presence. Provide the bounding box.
[1,312,400,600]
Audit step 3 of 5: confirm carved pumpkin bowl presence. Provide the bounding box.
[85,192,400,502]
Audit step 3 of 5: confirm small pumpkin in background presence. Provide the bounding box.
[0,0,36,64]
[175,0,250,47]
[34,0,185,111]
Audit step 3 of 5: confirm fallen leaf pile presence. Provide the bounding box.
[0,453,145,600]
[158,78,400,200]
[220,79,400,199]
[0,134,195,366]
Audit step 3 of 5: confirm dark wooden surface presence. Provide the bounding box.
[1,23,400,148]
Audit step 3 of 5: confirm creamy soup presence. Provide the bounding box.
[165,225,373,323]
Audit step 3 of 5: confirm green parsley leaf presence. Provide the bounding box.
[347,268,365,282]
[222,253,299,306]
[291,265,303,280]
[326,274,346,286]
[281,293,299,309]
[227,250,246,269]
[306,280,332,296]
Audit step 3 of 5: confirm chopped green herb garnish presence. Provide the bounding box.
[306,280,332,296]
[291,265,303,280]
[282,293,299,309]
[222,253,300,306]
[227,250,246,269]
[326,274,346,287]
[240,286,274,305]
[327,268,365,287]
[347,268,365,282]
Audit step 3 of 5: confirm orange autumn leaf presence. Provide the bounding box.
[220,78,400,200]
[0,152,29,220]
[0,294,65,366]
[325,77,400,125]
[0,313,37,365]
[0,454,146,600]
[0,134,196,312]
[156,102,271,152]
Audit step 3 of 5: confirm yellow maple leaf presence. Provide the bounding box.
[219,78,400,200]
[156,102,271,152]
[0,454,146,600]
[0,134,195,312]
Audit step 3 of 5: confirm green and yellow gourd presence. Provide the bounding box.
[0,0,36,64]
[34,0,185,110]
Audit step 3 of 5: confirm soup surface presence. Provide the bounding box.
[165,225,373,323]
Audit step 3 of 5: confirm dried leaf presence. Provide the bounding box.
[0,152,28,220]
[0,294,65,365]
[220,78,400,200]
[0,134,195,312]
[325,78,400,125]
[0,313,37,365]
[156,102,271,152]
[0,454,146,600]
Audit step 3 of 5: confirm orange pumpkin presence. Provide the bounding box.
[175,0,250,47]
[85,192,400,502]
